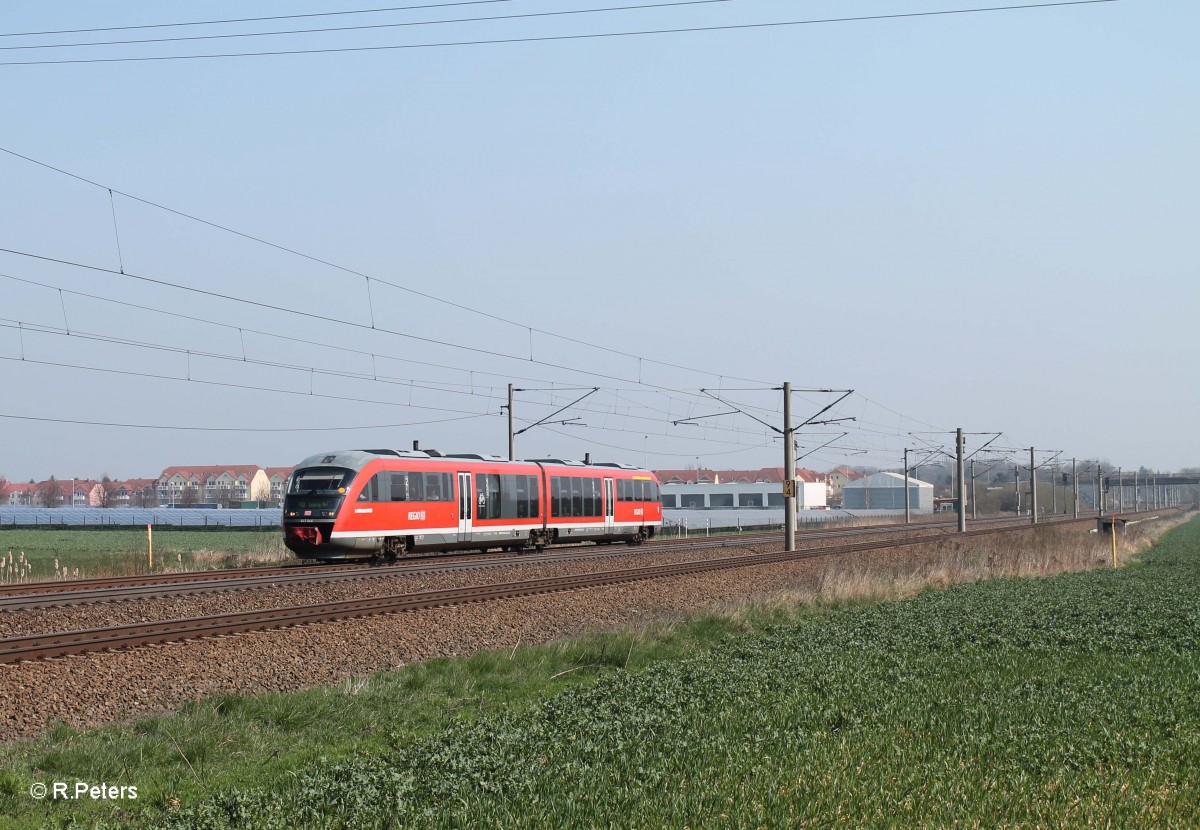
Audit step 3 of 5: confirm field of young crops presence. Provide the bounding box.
[6,517,1200,828]
[0,529,286,579]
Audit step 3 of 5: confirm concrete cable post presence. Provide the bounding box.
[904,447,910,525]
[971,459,977,520]
[1072,458,1079,519]
[1030,447,1038,525]
[1015,464,1021,517]
[783,382,795,552]
[507,383,515,461]
[956,428,966,532]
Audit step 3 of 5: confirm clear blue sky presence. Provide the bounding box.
[0,0,1196,483]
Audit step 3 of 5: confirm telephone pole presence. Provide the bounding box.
[903,447,910,525]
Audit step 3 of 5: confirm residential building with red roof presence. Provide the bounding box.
[156,465,287,505]
[264,466,297,503]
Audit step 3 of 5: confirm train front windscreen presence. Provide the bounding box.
[282,466,356,552]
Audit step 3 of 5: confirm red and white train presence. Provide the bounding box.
[282,448,663,561]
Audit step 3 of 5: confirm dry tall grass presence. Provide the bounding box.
[730,512,1195,615]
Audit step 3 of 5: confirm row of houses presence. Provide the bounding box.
[2,464,296,507]
[4,463,931,512]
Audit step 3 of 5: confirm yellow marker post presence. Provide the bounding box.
[147,523,153,570]
[1110,513,1117,568]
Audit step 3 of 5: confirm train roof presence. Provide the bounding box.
[292,449,655,476]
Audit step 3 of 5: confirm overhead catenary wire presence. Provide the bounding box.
[0,145,961,445]
[0,412,491,432]
[0,1,1120,66]
[0,0,737,52]
[0,349,784,449]
[0,312,782,439]
[0,244,750,393]
[0,145,773,388]
[0,0,516,38]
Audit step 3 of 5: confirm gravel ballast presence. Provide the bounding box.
[0,524,1106,741]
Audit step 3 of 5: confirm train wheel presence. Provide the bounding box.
[381,537,406,563]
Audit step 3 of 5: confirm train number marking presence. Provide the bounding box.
[354,508,373,514]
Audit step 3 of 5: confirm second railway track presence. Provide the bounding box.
[0,516,1021,610]
[0,512,1155,664]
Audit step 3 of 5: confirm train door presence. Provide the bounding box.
[457,472,472,543]
[604,477,615,534]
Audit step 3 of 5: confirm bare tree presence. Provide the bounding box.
[178,484,200,507]
[37,476,66,508]
[212,485,234,508]
[132,485,159,508]
[97,475,117,508]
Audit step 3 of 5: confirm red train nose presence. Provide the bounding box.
[288,526,322,545]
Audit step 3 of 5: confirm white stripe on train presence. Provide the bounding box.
[329,520,656,540]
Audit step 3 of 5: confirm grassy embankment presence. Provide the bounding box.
[0,530,287,581]
[2,517,1199,828]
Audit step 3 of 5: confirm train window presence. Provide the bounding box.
[649,480,660,501]
[291,467,355,494]
[358,472,385,503]
[475,473,501,520]
[423,472,451,502]
[408,473,426,502]
[389,472,408,502]
[500,475,519,518]
[585,478,595,515]
[528,475,539,518]
[515,476,528,518]
[570,477,584,517]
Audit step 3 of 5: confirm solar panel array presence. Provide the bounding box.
[0,507,282,528]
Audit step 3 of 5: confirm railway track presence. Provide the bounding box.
[0,511,1158,664]
[0,516,1025,610]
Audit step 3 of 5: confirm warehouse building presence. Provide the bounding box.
[842,472,934,512]
[660,481,827,510]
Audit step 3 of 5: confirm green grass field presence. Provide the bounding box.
[3,518,1199,828]
[0,529,287,580]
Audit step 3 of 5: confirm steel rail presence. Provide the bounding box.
[0,518,1022,610]
[0,515,1000,600]
[0,511,1159,664]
